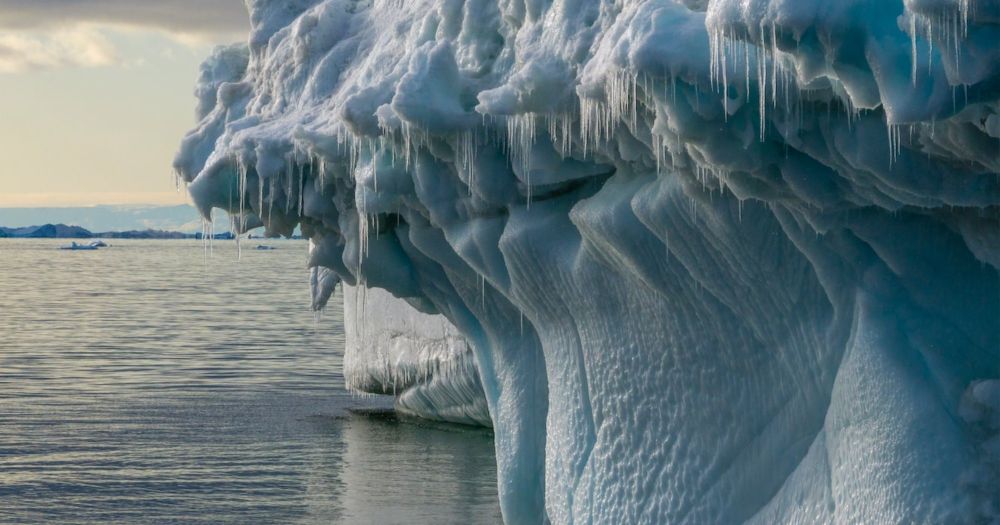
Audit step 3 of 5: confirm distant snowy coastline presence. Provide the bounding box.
[0,205,210,234]
[0,223,251,240]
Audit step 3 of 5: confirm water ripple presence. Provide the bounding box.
[0,239,500,524]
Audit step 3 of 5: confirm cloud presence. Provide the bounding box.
[0,27,119,73]
[0,1,249,37]
[0,1,249,72]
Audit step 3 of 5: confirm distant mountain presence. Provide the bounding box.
[0,224,204,239]
[0,205,223,233]
[97,230,191,239]
[30,224,93,238]
[0,205,305,237]
[1,224,93,238]
[0,223,300,240]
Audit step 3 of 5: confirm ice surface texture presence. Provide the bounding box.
[175,0,1000,523]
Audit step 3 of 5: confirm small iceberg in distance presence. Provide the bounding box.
[59,241,106,251]
[59,241,98,251]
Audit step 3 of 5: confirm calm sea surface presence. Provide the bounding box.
[0,239,501,524]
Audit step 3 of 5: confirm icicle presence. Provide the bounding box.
[202,216,209,258]
[744,39,750,99]
[721,31,729,120]
[209,209,215,257]
[235,227,242,261]
[910,14,919,86]
[770,31,781,127]
[282,156,292,215]
[457,130,477,195]
[298,162,305,218]
[506,113,538,206]
[887,122,903,167]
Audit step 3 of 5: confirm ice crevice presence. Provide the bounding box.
[175,0,999,523]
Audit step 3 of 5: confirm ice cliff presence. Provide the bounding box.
[175,0,1000,522]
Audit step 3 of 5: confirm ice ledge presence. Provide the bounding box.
[343,284,491,427]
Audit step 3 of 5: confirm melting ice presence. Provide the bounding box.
[175,0,1000,523]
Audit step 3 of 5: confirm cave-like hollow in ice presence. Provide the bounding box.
[174,0,1000,523]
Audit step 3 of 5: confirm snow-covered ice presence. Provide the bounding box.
[175,0,1000,522]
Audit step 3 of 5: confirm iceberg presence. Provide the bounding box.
[58,240,105,250]
[175,0,999,523]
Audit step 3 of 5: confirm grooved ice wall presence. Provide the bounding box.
[175,0,1000,523]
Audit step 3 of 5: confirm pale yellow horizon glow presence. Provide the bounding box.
[0,6,247,209]
[0,191,192,208]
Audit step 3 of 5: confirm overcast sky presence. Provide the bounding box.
[0,1,248,33]
[0,1,249,207]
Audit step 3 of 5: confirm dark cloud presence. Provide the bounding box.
[0,0,249,36]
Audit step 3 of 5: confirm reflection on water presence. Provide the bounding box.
[327,410,500,524]
[0,239,502,524]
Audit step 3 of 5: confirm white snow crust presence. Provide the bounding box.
[175,0,1000,522]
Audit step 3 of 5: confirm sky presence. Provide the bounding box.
[0,1,249,207]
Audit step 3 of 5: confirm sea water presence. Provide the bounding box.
[0,239,501,524]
